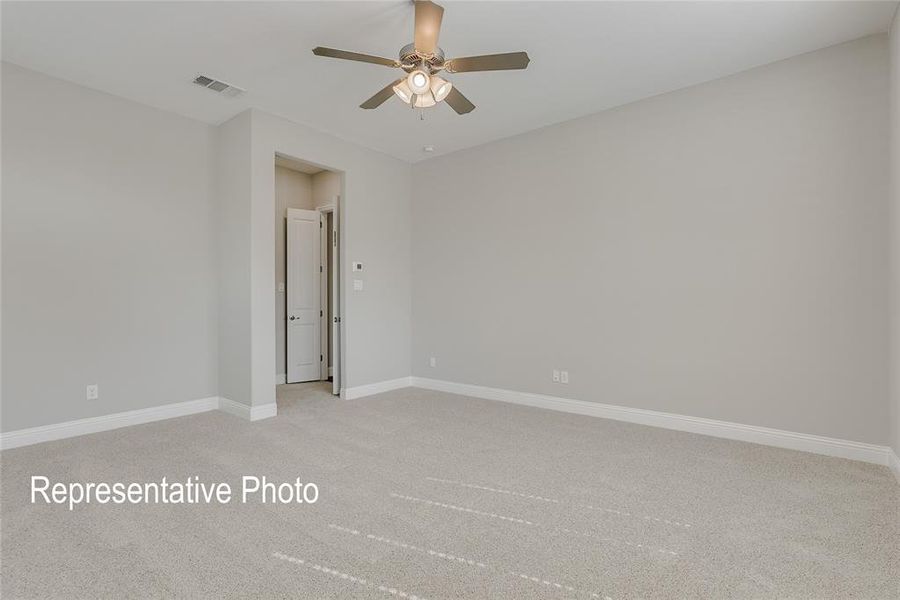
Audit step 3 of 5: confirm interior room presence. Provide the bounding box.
[1,1,899,599]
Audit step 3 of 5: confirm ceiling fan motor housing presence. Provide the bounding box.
[399,43,444,71]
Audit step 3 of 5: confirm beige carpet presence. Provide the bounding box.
[2,383,898,599]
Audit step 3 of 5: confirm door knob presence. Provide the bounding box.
[289,316,296,321]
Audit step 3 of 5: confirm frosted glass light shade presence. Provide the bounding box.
[392,80,413,103]
[407,69,431,94]
[430,76,452,102]
[413,93,436,108]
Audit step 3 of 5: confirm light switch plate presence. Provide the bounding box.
[353,279,364,291]
[352,262,363,272]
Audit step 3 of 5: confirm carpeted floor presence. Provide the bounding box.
[2,383,898,599]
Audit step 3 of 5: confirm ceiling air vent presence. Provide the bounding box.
[192,75,245,98]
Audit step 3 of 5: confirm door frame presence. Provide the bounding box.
[318,201,340,394]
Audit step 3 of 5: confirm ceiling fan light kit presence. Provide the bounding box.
[311,0,530,115]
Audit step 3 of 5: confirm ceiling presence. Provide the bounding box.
[2,1,897,163]
[275,155,325,175]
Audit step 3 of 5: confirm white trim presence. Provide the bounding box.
[250,402,278,421]
[320,201,340,396]
[0,397,219,450]
[218,397,278,421]
[889,449,900,486]
[1,395,280,451]
[276,373,286,385]
[343,376,412,400]
[218,397,251,420]
[410,377,894,467]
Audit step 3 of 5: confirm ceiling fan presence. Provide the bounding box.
[312,0,529,114]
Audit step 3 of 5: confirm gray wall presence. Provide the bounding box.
[214,111,252,408]
[312,171,341,209]
[412,36,890,445]
[274,166,313,378]
[2,63,218,431]
[890,14,900,457]
[2,65,414,428]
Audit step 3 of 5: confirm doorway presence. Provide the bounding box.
[275,154,341,395]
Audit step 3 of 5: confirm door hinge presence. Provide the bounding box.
[320,221,322,228]
[320,265,323,272]
[320,354,323,361]
[320,310,323,317]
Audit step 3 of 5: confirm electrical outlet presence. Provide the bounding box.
[429,356,436,368]
[560,371,569,384]
[552,370,560,383]
[86,384,99,400]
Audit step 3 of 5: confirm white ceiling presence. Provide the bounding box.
[2,1,896,163]
[275,154,325,175]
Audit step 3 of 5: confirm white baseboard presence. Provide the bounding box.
[1,395,280,450]
[410,377,894,467]
[276,373,286,385]
[889,449,900,485]
[218,397,251,420]
[218,397,278,421]
[250,402,278,421]
[0,396,219,450]
[343,376,412,400]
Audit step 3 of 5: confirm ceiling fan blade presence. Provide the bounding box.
[445,86,475,115]
[414,1,444,55]
[445,52,530,73]
[360,79,404,109]
[312,47,399,68]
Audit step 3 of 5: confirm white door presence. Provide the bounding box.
[331,200,340,395]
[286,208,321,383]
